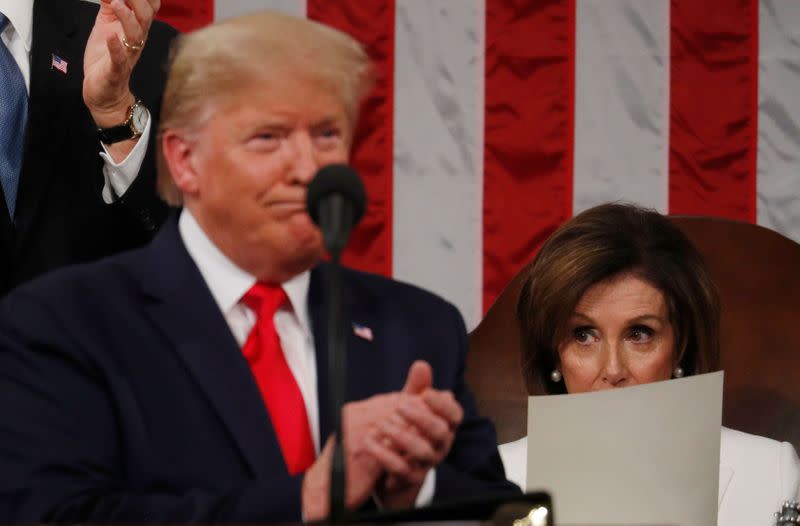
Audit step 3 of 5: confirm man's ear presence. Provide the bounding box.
[161,130,200,197]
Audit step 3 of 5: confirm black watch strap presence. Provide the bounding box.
[98,123,135,144]
[97,100,145,144]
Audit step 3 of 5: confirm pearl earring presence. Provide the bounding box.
[673,366,684,378]
[550,369,562,382]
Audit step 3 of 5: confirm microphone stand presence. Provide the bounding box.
[322,196,352,523]
[327,248,346,522]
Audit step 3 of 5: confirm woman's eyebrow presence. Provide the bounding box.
[569,312,595,324]
[627,314,665,324]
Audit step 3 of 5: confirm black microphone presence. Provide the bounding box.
[306,164,366,522]
[307,164,366,255]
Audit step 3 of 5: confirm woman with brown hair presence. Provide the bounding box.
[498,203,799,525]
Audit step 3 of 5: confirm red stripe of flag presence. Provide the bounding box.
[308,1,396,277]
[482,0,576,313]
[156,0,213,32]
[668,0,759,222]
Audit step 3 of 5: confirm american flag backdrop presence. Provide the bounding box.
[153,0,800,330]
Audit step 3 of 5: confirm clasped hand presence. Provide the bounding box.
[302,360,463,520]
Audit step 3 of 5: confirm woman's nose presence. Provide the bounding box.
[600,346,628,388]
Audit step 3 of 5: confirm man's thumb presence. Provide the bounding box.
[402,360,432,394]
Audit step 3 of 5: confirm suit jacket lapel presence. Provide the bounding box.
[0,197,12,270]
[14,0,81,240]
[310,264,386,442]
[140,217,289,480]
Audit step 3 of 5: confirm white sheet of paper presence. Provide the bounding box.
[526,371,723,526]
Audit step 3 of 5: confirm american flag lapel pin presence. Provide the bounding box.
[51,53,68,74]
[352,322,373,342]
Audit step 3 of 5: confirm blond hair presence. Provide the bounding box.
[157,11,374,205]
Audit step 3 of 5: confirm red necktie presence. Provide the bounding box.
[241,283,315,474]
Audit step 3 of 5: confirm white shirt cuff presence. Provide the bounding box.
[414,468,436,507]
[98,112,152,204]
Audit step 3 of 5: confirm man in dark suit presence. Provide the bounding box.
[0,0,176,294]
[0,10,515,523]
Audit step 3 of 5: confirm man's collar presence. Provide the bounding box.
[178,209,312,334]
[282,270,312,336]
[0,0,33,52]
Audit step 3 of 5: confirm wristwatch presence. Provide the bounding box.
[97,100,149,144]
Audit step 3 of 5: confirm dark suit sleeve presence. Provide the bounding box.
[433,302,521,498]
[0,291,301,524]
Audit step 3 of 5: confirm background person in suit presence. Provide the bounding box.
[498,203,800,525]
[0,10,515,523]
[0,0,176,294]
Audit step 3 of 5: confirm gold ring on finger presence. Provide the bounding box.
[122,37,145,52]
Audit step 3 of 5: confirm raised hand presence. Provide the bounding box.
[83,0,160,131]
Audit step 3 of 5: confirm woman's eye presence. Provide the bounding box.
[629,325,654,343]
[573,327,595,345]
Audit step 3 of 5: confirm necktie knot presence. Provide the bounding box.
[242,282,287,319]
[0,13,9,31]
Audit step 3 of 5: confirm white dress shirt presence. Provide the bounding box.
[0,0,150,204]
[178,209,435,507]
